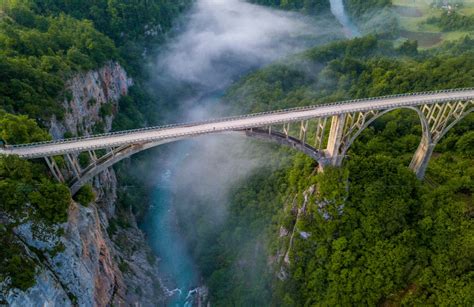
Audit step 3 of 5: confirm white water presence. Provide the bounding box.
[329,0,360,37]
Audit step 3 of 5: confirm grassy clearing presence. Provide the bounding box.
[393,0,474,48]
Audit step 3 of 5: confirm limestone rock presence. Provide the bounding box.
[49,61,133,139]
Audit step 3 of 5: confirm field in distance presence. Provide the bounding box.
[393,0,474,48]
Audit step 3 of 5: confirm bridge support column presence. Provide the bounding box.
[299,121,308,145]
[88,150,98,163]
[314,117,328,150]
[325,114,346,166]
[65,154,81,179]
[410,135,436,179]
[44,157,64,183]
[283,123,290,139]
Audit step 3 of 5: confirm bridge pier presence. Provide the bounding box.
[88,150,98,162]
[299,120,308,145]
[44,157,65,183]
[65,154,82,179]
[314,117,328,150]
[409,137,436,179]
[283,123,291,139]
[325,114,346,166]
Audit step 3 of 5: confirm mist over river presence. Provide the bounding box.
[140,0,356,305]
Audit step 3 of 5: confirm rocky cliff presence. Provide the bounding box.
[49,62,133,139]
[5,62,169,306]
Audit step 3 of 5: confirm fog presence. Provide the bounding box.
[142,0,346,302]
[150,0,343,228]
[155,0,337,93]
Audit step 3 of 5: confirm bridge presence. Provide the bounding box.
[1,89,473,195]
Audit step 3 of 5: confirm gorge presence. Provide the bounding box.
[1,0,473,306]
[141,0,350,303]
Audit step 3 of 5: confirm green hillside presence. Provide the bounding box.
[190,36,474,305]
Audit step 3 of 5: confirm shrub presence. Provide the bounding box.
[73,184,95,206]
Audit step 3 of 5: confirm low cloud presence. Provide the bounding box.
[154,0,339,93]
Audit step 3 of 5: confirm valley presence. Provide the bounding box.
[0,0,472,306]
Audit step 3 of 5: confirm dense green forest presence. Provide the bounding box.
[0,1,117,120]
[184,36,474,305]
[227,36,473,113]
[343,0,397,35]
[32,0,188,43]
[30,0,191,75]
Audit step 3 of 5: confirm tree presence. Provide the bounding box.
[0,111,50,144]
[74,184,95,206]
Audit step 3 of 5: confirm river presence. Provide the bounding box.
[329,0,360,37]
[140,0,357,305]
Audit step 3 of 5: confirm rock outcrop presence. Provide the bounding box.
[274,185,316,281]
[5,62,168,306]
[6,268,71,306]
[49,61,132,139]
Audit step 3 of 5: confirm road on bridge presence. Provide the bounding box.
[1,89,473,158]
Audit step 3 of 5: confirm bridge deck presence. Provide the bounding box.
[2,89,474,158]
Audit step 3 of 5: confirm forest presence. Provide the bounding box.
[185,35,474,305]
[427,10,474,31]
[344,0,391,17]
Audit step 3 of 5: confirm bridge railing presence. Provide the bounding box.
[8,88,474,150]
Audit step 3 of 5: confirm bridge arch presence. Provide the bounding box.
[339,106,430,159]
[71,130,326,194]
[334,102,473,178]
[242,129,324,161]
[433,108,473,142]
[410,104,473,178]
[70,139,184,194]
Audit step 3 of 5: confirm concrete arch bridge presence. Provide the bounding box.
[1,89,473,195]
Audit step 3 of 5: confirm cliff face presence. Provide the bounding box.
[6,63,168,306]
[49,62,132,139]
